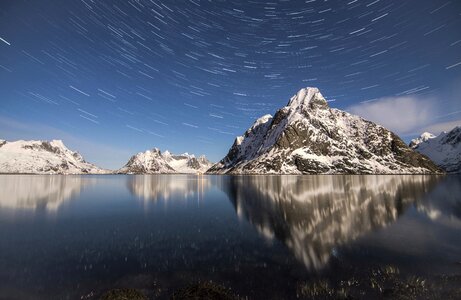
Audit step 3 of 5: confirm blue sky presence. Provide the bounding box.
[1,0,460,169]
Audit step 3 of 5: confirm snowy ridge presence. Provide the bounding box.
[409,132,436,148]
[117,148,213,174]
[208,87,442,174]
[411,126,461,173]
[0,139,108,174]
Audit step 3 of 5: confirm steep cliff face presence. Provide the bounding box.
[208,87,442,174]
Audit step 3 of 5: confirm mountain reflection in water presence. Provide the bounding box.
[0,174,460,299]
[0,175,92,212]
[127,174,211,203]
[0,174,451,274]
[220,175,441,270]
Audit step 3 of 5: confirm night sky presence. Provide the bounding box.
[1,0,460,168]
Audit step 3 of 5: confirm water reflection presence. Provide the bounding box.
[0,173,454,273]
[416,176,461,228]
[0,175,90,212]
[127,175,212,203]
[221,175,441,270]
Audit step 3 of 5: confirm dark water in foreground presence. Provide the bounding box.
[0,175,460,299]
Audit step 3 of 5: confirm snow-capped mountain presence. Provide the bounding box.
[0,139,107,174]
[410,126,461,173]
[208,87,442,174]
[409,132,436,148]
[117,148,213,174]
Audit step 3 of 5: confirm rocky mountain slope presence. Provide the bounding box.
[208,87,442,174]
[0,139,107,174]
[117,148,213,174]
[410,126,461,173]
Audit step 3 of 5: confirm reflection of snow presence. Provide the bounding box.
[0,175,91,212]
[416,176,461,228]
[127,175,212,204]
[223,175,440,271]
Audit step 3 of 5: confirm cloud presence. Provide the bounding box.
[347,96,436,136]
[420,119,461,135]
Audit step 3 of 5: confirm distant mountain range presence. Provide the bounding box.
[0,139,212,175]
[208,87,442,174]
[116,148,213,174]
[0,139,108,174]
[410,126,461,173]
[1,87,458,175]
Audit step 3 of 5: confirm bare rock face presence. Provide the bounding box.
[208,87,442,174]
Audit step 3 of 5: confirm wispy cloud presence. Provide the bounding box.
[347,84,461,137]
[348,96,435,135]
[421,119,461,135]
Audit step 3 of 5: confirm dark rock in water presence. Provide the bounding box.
[296,265,461,300]
[208,87,442,174]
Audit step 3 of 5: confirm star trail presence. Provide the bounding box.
[0,0,460,168]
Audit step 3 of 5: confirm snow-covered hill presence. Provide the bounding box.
[208,87,442,174]
[410,126,461,173]
[117,148,213,174]
[0,139,108,174]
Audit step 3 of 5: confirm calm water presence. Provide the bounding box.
[0,174,460,299]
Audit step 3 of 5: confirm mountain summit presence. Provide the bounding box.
[410,126,461,173]
[117,148,213,174]
[0,139,107,174]
[208,87,442,174]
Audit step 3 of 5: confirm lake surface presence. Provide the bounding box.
[0,174,460,299]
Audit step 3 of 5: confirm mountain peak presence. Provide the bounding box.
[287,87,328,110]
[421,132,435,138]
[250,114,272,130]
[118,148,213,174]
[411,126,461,173]
[0,138,106,174]
[149,148,161,154]
[49,139,66,149]
[410,132,436,148]
[208,87,442,175]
